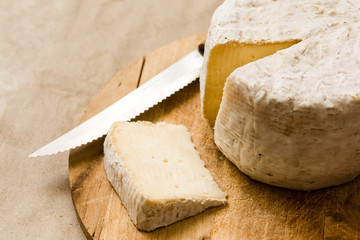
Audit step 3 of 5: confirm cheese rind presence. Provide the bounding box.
[202,0,360,190]
[104,121,226,231]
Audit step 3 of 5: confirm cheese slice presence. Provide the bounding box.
[104,121,226,232]
[201,0,360,190]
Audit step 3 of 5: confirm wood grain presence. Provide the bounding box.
[69,33,360,240]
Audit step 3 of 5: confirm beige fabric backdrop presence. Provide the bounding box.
[0,1,222,239]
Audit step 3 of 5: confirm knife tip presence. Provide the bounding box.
[28,151,41,158]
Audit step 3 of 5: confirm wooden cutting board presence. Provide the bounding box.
[69,33,360,240]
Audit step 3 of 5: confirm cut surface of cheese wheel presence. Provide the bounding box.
[104,121,226,231]
[202,41,299,126]
[200,0,360,190]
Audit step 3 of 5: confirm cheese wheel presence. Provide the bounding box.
[201,0,360,190]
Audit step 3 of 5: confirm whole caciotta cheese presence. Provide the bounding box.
[201,0,360,190]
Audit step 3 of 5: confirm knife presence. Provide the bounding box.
[29,45,204,157]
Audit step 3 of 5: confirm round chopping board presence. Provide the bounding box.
[69,33,360,240]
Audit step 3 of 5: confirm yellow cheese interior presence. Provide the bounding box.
[203,41,299,126]
[111,122,226,201]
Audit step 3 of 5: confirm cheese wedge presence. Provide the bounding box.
[201,0,360,190]
[104,121,226,232]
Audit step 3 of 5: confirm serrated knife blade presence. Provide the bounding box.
[29,48,203,157]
